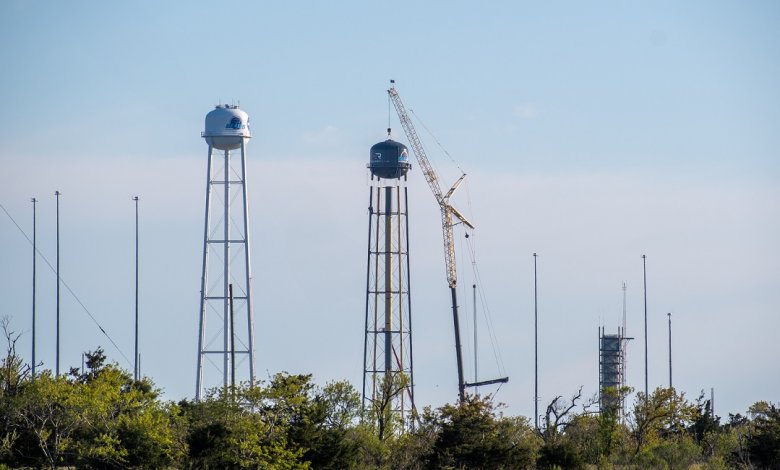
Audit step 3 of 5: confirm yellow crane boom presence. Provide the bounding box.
[387,83,474,401]
[387,85,474,289]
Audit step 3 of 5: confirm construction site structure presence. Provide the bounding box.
[599,326,631,416]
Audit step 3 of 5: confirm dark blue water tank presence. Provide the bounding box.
[368,139,411,179]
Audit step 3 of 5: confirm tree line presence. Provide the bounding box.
[1,319,778,469]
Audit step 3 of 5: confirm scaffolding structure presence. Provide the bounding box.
[599,326,629,415]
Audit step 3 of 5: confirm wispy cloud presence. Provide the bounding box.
[512,103,538,119]
[301,124,343,145]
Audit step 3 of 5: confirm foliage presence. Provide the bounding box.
[415,394,540,469]
[1,318,779,468]
[630,386,697,456]
[746,401,780,468]
[365,372,411,442]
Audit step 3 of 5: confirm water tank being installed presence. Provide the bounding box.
[202,105,251,150]
[368,139,411,179]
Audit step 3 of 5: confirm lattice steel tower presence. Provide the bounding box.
[362,136,415,432]
[196,105,256,400]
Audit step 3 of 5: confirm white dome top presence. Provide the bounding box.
[202,105,251,150]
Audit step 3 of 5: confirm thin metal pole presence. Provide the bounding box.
[239,140,256,386]
[55,190,61,377]
[622,282,627,339]
[710,388,714,416]
[403,184,415,413]
[534,252,538,429]
[133,196,139,381]
[31,197,37,378]
[396,184,406,416]
[371,186,381,404]
[196,145,214,400]
[668,312,672,389]
[642,254,648,398]
[223,149,230,389]
[473,283,477,385]
[621,281,627,421]
[361,184,374,412]
[229,283,236,393]
[384,186,392,375]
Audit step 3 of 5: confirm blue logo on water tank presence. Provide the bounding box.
[226,117,244,130]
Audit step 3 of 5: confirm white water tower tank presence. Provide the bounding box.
[202,104,251,150]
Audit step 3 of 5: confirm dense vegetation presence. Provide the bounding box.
[1,320,778,468]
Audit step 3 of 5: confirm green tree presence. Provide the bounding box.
[182,382,307,469]
[596,386,632,461]
[2,344,184,469]
[11,372,86,468]
[291,380,364,469]
[0,317,31,462]
[263,374,365,468]
[365,372,411,442]
[746,401,780,468]
[630,387,697,463]
[421,394,539,469]
[689,390,721,459]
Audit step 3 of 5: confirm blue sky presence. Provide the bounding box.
[1,1,778,419]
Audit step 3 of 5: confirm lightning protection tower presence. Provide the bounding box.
[363,135,415,434]
[196,104,256,400]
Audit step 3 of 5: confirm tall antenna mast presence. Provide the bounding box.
[534,252,539,430]
[55,190,61,377]
[621,281,628,422]
[133,196,140,381]
[622,281,627,339]
[667,312,672,389]
[642,254,648,398]
[31,197,37,378]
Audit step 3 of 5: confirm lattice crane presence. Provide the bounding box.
[388,82,507,402]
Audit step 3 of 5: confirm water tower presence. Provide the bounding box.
[362,135,415,433]
[196,104,256,400]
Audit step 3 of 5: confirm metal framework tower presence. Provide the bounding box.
[196,105,256,400]
[362,137,415,433]
[599,326,632,416]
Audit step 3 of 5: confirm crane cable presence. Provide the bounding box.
[408,109,508,381]
[410,109,465,175]
[465,230,507,378]
[462,175,507,379]
[0,201,133,368]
